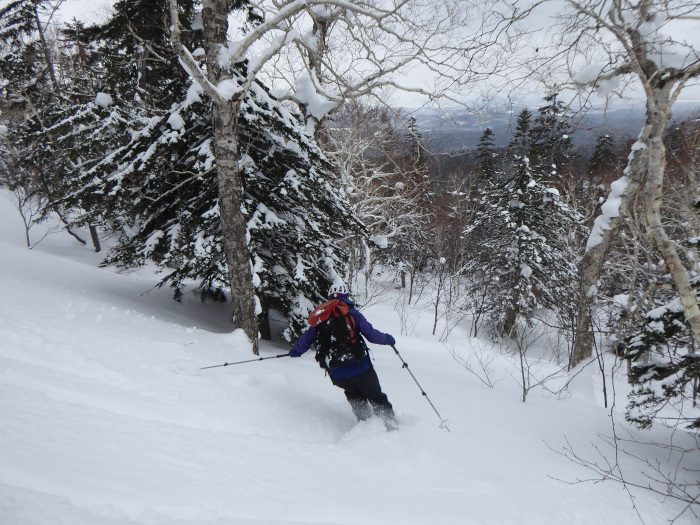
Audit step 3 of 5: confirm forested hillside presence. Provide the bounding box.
[1,0,699,521]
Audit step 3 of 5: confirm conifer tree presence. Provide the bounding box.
[508,108,533,160]
[0,0,58,112]
[0,0,93,244]
[529,92,575,178]
[624,263,700,431]
[465,121,583,336]
[588,134,618,181]
[98,78,361,340]
[7,0,203,252]
[475,127,500,181]
[30,0,359,341]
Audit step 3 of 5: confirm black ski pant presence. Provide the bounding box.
[331,366,396,424]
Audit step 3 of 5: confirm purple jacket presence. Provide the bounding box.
[290,298,394,378]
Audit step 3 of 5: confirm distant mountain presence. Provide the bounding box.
[404,100,700,152]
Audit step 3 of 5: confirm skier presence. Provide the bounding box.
[289,282,398,429]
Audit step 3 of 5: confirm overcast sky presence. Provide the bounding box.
[16,0,700,111]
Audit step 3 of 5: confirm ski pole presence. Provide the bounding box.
[201,353,290,370]
[391,345,450,432]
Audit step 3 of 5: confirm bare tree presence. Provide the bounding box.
[543,0,700,366]
[168,0,517,350]
[323,102,439,304]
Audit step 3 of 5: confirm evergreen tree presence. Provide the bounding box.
[529,92,574,177]
[63,0,202,108]
[0,0,58,112]
[588,134,618,181]
[475,128,500,181]
[507,108,533,160]
[624,273,700,431]
[0,0,91,243]
[102,78,361,340]
[7,0,202,251]
[466,125,583,336]
[30,0,360,340]
[621,143,700,432]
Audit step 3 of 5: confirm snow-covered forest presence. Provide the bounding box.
[1,0,700,523]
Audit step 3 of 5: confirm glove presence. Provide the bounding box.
[385,334,395,346]
[288,348,303,358]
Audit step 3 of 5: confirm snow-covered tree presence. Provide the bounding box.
[475,127,501,181]
[620,118,700,431]
[323,101,432,300]
[624,262,700,432]
[588,134,619,182]
[103,79,361,341]
[28,0,360,342]
[529,92,575,181]
[507,108,533,160]
[7,0,205,253]
[0,0,59,112]
[168,0,521,350]
[549,0,700,367]
[0,0,99,246]
[465,119,584,336]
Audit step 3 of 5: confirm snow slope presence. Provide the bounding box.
[0,191,696,525]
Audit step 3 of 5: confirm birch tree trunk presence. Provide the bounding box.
[201,0,259,353]
[571,135,648,367]
[572,85,700,367]
[565,0,700,367]
[642,86,700,350]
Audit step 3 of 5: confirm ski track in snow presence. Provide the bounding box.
[0,192,697,524]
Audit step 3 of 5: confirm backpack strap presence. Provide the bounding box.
[308,299,348,327]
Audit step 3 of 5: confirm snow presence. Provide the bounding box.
[374,235,388,249]
[142,230,164,256]
[0,192,697,524]
[647,298,685,319]
[216,79,243,101]
[585,175,629,252]
[166,112,185,131]
[191,13,203,31]
[247,203,287,231]
[184,82,204,108]
[95,93,114,108]
[596,76,620,98]
[638,11,700,70]
[294,74,338,121]
[574,62,620,98]
[613,294,629,307]
[294,254,308,282]
[251,255,264,289]
[217,40,246,68]
[574,62,607,85]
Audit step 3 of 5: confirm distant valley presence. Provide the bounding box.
[406,100,700,152]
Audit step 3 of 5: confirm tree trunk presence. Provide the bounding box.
[258,300,272,341]
[33,4,58,92]
[642,87,700,351]
[89,225,101,252]
[202,0,259,353]
[571,126,650,368]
